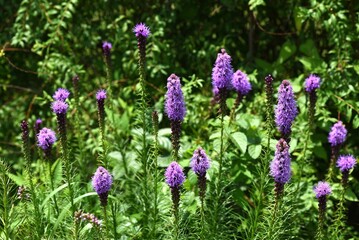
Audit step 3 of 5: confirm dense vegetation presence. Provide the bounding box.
[1,0,358,239]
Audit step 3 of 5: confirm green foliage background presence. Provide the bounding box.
[1,0,359,239]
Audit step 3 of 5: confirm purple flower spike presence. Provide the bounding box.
[51,100,68,114]
[96,89,107,101]
[328,121,347,147]
[337,155,357,172]
[314,181,331,198]
[190,147,210,176]
[305,74,321,93]
[232,70,252,96]
[102,41,112,56]
[212,49,234,90]
[165,162,185,188]
[133,23,150,39]
[37,128,56,150]
[53,88,70,101]
[270,138,291,184]
[34,119,42,134]
[92,166,113,206]
[165,74,186,122]
[275,80,298,139]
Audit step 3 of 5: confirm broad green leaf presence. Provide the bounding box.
[230,132,247,154]
[277,40,296,64]
[248,144,262,159]
[345,188,358,202]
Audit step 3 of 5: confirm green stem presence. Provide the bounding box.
[103,205,109,239]
[48,161,59,216]
[111,203,118,240]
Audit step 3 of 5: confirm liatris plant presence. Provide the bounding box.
[327,121,347,180]
[230,69,251,120]
[305,74,321,126]
[53,88,70,101]
[336,155,357,187]
[275,80,298,143]
[75,210,102,228]
[190,147,210,203]
[165,162,185,239]
[151,110,159,238]
[51,96,76,216]
[133,23,150,85]
[37,127,59,214]
[165,74,186,161]
[190,147,210,239]
[96,89,107,167]
[102,41,113,101]
[92,166,113,236]
[72,75,80,101]
[21,120,42,236]
[270,138,291,200]
[34,118,42,135]
[314,181,331,239]
[211,48,234,114]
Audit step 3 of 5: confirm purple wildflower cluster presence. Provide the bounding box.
[102,41,112,56]
[37,127,56,150]
[328,121,347,147]
[165,162,185,188]
[133,23,150,39]
[75,210,102,227]
[337,155,357,172]
[53,88,70,101]
[190,147,210,176]
[92,166,113,206]
[165,74,186,122]
[51,100,69,114]
[212,49,233,90]
[270,139,291,184]
[275,80,298,139]
[314,181,332,198]
[96,89,107,101]
[305,74,321,93]
[231,70,252,96]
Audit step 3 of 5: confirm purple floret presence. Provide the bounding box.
[337,155,357,172]
[270,138,291,183]
[165,74,186,122]
[92,166,113,195]
[133,23,150,38]
[313,181,331,198]
[231,70,252,96]
[211,49,234,90]
[53,88,70,101]
[165,162,185,188]
[305,74,321,93]
[37,127,56,150]
[96,89,107,101]
[275,80,298,136]
[51,100,68,114]
[190,147,210,176]
[102,41,112,56]
[328,121,347,147]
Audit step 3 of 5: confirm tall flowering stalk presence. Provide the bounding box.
[190,147,210,239]
[133,22,151,235]
[305,74,321,126]
[230,69,251,121]
[165,162,185,240]
[37,127,59,214]
[165,74,186,162]
[96,89,108,167]
[211,48,233,235]
[51,89,75,215]
[332,155,357,236]
[21,120,42,237]
[92,166,113,237]
[314,181,331,239]
[151,110,159,238]
[275,80,298,143]
[270,138,291,201]
[327,121,347,180]
[102,41,113,102]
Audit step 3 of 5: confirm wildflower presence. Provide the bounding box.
[212,49,233,90]
[231,70,252,96]
[37,127,56,153]
[34,119,42,134]
[102,41,112,56]
[337,155,357,186]
[190,147,210,202]
[92,166,113,206]
[275,80,298,141]
[17,186,30,200]
[314,181,331,238]
[75,210,102,228]
[165,162,185,212]
[328,121,347,147]
[305,74,321,93]
[133,23,150,39]
[53,88,70,101]
[270,138,291,198]
[51,100,69,115]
